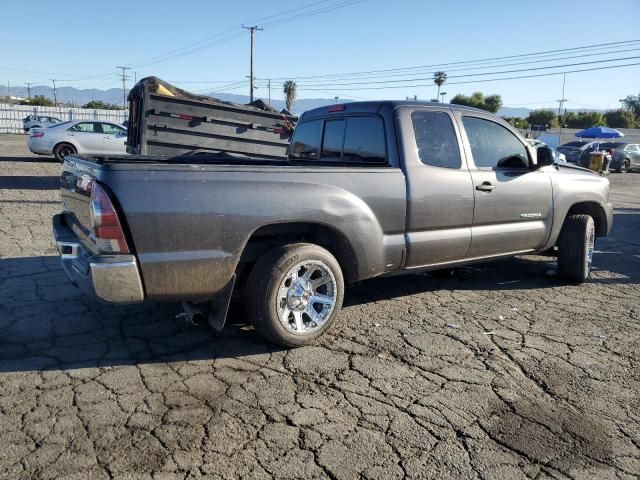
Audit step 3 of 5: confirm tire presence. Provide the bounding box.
[53,143,76,162]
[246,243,344,347]
[616,159,630,173]
[557,214,595,284]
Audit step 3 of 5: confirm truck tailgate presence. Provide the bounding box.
[59,157,103,255]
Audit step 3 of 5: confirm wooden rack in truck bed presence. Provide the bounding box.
[126,76,296,159]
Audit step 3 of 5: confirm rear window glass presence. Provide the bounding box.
[321,119,345,160]
[69,122,98,133]
[289,120,321,160]
[411,110,461,168]
[342,117,386,164]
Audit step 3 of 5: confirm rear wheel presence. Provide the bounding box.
[53,143,76,162]
[246,243,344,347]
[617,159,630,173]
[557,214,595,283]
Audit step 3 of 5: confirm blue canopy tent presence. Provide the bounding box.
[575,126,624,155]
[575,126,625,139]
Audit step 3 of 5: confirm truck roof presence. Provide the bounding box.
[299,100,489,121]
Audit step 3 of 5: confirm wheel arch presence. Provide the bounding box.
[565,201,608,237]
[237,222,360,285]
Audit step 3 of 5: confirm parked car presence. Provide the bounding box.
[27,120,127,161]
[557,140,597,164]
[579,142,640,173]
[53,101,613,347]
[526,138,567,164]
[22,114,63,132]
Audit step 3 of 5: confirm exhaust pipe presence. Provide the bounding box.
[182,301,205,326]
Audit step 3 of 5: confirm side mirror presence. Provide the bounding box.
[536,146,556,167]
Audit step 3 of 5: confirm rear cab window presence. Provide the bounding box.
[289,115,387,165]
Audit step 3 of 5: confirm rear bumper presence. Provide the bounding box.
[52,213,145,303]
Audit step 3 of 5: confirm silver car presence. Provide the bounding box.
[27,120,128,161]
[23,114,63,132]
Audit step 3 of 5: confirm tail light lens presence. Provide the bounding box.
[90,182,129,253]
[31,131,45,138]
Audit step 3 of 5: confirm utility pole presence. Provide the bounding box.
[557,73,567,141]
[267,79,271,106]
[116,66,131,109]
[6,81,10,103]
[24,82,32,100]
[440,91,447,103]
[243,25,263,103]
[50,79,57,107]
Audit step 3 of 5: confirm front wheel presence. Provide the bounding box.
[557,214,595,283]
[246,243,344,347]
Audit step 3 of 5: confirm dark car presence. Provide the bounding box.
[557,140,597,164]
[580,142,640,173]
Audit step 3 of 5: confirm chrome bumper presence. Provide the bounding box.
[52,214,144,303]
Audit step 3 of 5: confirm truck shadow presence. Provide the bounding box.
[0,155,57,163]
[0,175,60,190]
[0,211,637,374]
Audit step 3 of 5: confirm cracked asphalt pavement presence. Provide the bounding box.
[1,134,639,479]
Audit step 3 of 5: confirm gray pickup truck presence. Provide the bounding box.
[53,101,613,346]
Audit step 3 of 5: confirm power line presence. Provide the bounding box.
[297,61,640,91]
[295,55,640,88]
[266,39,640,82]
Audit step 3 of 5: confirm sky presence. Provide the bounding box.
[2,0,639,110]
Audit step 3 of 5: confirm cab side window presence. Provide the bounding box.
[462,116,529,169]
[411,110,461,169]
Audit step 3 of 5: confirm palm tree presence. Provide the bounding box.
[283,80,297,111]
[433,71,448,102]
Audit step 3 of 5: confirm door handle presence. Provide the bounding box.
[476,182,496,192]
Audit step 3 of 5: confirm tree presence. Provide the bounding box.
[283,80,297,111]
[622,93,640,117]
[604,109,637,128]
[502,117,528,129]
[20,94,54,106]
[526,110,557,128]
[562,111,604,129]
[82,100,123,110]
[450,92,503,113]
[433,71,447,102]
[484,94,503,113]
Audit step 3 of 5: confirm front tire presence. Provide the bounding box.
[557,214,595,283]
[246,243,344,347]
[53,143,76,162]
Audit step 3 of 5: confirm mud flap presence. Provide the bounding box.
[208,275,236,331]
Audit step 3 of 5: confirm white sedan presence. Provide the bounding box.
[27,120,128,161]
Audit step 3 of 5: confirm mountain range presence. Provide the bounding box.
[0,85,604,118]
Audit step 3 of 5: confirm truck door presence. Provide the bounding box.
[396,107,475,267]
[457,114,553,258]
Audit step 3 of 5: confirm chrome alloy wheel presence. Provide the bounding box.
[276,260,337,335]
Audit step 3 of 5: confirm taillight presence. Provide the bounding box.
[90,183,129,253]
[31,131,44,138]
